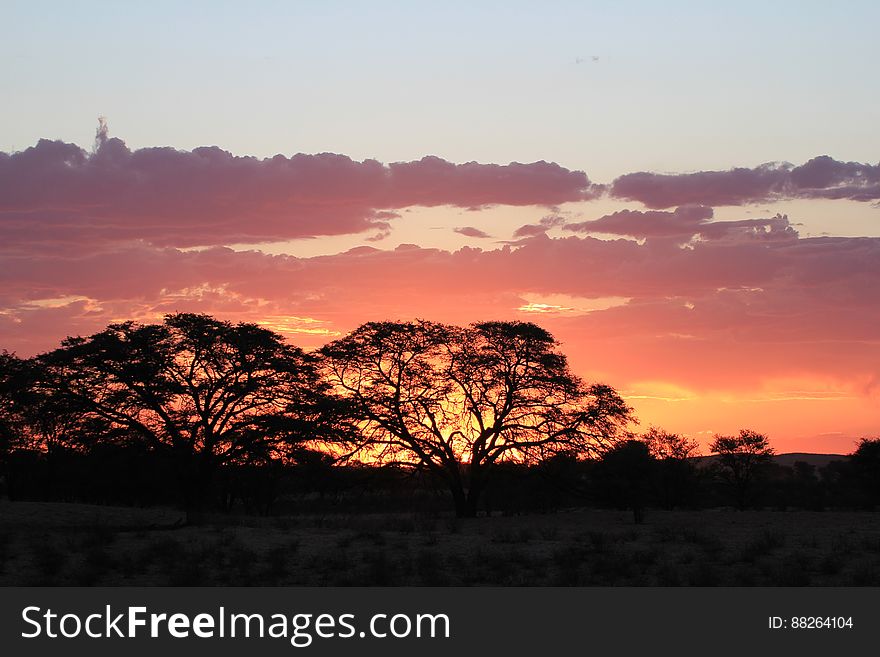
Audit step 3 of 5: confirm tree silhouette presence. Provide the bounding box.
[641,427,702,509]
[0,352,27,499]
[710,429,774,510]
[1,352,102,499]
[850,438,880,508]
[320,320,634,517]
[38,313,338,518]
[594,439,655,523]
[642,427,700,460]
[789,460,823,510]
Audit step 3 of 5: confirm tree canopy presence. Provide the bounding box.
[320,319,634,516]
[34,314,342,511]
[642,427,701,460]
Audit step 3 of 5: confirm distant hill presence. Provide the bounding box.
[694,452,847,470]
[772,453,848,469]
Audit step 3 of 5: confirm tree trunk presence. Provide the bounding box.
[0,452,10,501]
[735,478,749,510]
[632,505,644,524]
[462,477,485,518]
[461,496,479,518]
[451,485,470,518]
[182,452,216,525]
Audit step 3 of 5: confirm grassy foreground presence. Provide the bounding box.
[2,501,880,586]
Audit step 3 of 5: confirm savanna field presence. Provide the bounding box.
[3,501,880,587]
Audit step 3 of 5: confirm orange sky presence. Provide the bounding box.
[1,137,878,455]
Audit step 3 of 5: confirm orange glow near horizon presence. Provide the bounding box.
[624,387,875,456]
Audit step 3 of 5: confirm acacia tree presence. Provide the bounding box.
[39,313,339,516]
[710,429,774,509]
[320,320,634,517]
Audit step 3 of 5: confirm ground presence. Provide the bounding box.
[2,501,880,586]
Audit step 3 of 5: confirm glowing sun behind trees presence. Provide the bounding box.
[320,320,635,517]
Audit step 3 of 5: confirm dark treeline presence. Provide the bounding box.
[1,313,878,520]
[3,438,880,521]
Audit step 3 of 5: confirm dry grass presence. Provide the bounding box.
[2,500,880,586]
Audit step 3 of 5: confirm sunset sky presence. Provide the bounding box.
[2,1,879,453]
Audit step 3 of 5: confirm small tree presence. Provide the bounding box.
[641,427,702,509]
[710,429,774,509]
[789,460,822,510]
[642,427,700,460]
[593,439,655,523]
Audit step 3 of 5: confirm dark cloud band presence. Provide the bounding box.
[0,138,597,250]
[611,156,880,208]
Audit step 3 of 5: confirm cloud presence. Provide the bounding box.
[3,229,879,377]
[567,205,714,238]
[566,205,798,243]
[512,214,567,238]
[0,137,598,251]
[611,156,880,208]
[454,226,492,238]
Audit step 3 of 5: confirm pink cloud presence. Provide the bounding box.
[3,228,879,385]
[0,138,598,251]
[512,214,566,238]
[454,226,492,238]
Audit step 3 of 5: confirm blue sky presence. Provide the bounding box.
[3,0,879,180]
